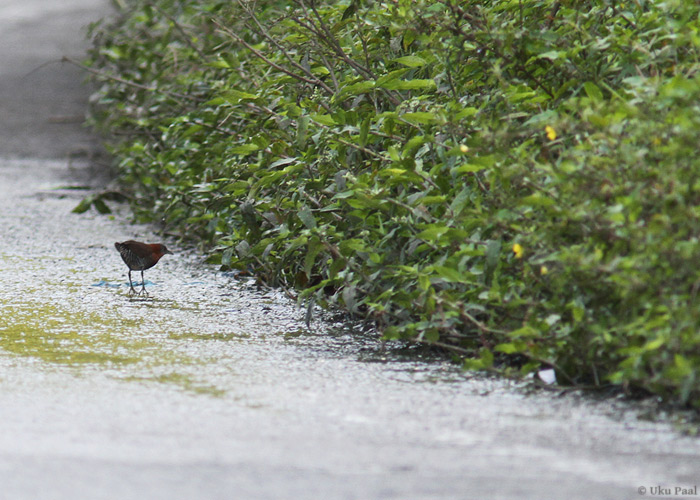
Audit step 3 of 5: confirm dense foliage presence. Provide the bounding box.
[84,0,700,408]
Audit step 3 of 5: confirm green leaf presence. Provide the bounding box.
[380,78,436,91]
[519,194,555,207]
[339,80,375,97]
[484,239,501,281]
[328,256,346,278]
[235,240,251,258]
[510,326,539,338]
[269,157,297,168]
[523,110,558,126]
[449,186,471,217]
[643,337,665,352]
[402,135,426,155]
[221,247,234,266]
[180,124,203,139]
[420,195,446,205]
[359,117,370,147]
[342,284,357,311]
[583,81,603,101]
[432,265,464,282]
[208,59,231,69]
[418,274,431,291]
[417,226,448,242]
[569,302,585,323]
[538,50,566,61]
[402,30,416,50]
[304,237,324,276]
[375,68,409,87]
[71,198,91,214]
[220,89,258,103]
[394,55,427,68]
[296,115,309,148]
[454,163,486,174]
[401,112,436,125]
[311,113,337,126]
[230,143,260,155]
[339,238,367,254]
[388,146,401,162]
[333,190,355,199]
[454,154,495,174]
[494,343,521,354]
[92,198,112,214]
[341,1,357,20]
[463,349,494,370]
[298,205,317,229]
[455,107,478,119]
[673,354,693,376]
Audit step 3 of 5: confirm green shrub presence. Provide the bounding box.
[85,0,700,407]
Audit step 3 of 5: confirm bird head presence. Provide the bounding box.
[150,244,173,259]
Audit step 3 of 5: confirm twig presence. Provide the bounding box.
[148,2,206,58]
[61,56,195,101]
[234,0,336,96]
[428,341,474,355]
[318,52,339,92]
[187,118,242,138]
[214,21,334,113]
[244,101,387,160]
[333,135,387,160]
[460,307,509,335]
[293,0,401,105]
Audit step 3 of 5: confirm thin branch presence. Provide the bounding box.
[356,14,373,74]
[187,118,242,138]
[333,135,387,159]
[214,21,322,89]
[293,0,376,81]
[428,341,474,355]
[244,101,388,160]
[318,52,339,93]
[234,0,336,95]
[62,56,196,101]
[459,307,509,336]
[213,20,334,113]
[289,2,404,106]
[149,2,206,58]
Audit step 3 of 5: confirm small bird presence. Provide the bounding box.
[114,240,173,296]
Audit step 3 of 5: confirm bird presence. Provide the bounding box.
[114,240,173,296]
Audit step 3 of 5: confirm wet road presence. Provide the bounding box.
[1,1,700,499]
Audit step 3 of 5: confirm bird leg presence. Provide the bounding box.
[127,270,137,295]
[139,270,149,297]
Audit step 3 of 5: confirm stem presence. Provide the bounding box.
[62,56,195,101]
[214,21,334,114]
[148,2,206,58]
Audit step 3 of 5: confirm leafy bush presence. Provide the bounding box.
[85,0,700,408]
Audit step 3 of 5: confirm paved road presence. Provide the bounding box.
[0,0,102,158]
[0,1,699,499]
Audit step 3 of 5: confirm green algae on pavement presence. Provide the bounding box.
[124,372,227,397]
[0,302,143,365]
[0,299,223,395]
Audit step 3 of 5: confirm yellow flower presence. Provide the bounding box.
[540,265,549,275]
[459,144,469,153]
[545,125,557,141]
[512,243,524,259]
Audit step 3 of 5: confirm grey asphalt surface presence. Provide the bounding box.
[1,1,699,500]
[0,0,100,158]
